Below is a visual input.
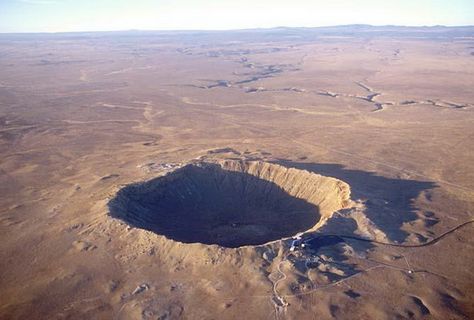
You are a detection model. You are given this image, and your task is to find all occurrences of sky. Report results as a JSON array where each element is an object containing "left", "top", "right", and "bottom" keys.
[{"left": 0, "top": 0, "right": 473, "bottom": 33}]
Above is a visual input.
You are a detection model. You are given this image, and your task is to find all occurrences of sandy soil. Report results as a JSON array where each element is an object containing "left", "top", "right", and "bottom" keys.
[{"left": 1, "top": 26, "right": 474, "bottom": 319}]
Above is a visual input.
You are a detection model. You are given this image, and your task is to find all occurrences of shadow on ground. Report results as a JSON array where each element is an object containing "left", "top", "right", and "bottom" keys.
[{"left": 275, "top": 160, "right": 437, "bottom": 243}]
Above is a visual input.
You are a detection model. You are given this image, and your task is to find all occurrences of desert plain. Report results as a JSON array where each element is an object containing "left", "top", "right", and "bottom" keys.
[{"left": 1, "top": 26, "right": 474, "bottom": 319}]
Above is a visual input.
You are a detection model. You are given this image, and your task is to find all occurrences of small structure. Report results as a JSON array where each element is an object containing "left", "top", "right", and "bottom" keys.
[
  {"left": 305, "top": 256, "right": 321, "bottom": 268},
  {"left": 289, "top": 234, "right": 304, "bottom": 251}
]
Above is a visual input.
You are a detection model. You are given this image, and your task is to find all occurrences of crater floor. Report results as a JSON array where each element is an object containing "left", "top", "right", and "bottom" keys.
[{"left": 109, "top": 160, "right": 351, "bottom": 247}]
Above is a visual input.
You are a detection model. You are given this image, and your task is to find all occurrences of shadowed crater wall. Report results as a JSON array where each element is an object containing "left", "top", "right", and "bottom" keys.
[{"left": 108, "top": 160, "right": 351, "bottom": 247}]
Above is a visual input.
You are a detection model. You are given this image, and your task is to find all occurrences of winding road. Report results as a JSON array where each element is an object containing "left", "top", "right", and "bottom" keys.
[
  {"left": 322, "top": 218, "right": 474, "bottom": 248},
  {"left": 271, "top": 218, "right": 474, "bottom": 314}
]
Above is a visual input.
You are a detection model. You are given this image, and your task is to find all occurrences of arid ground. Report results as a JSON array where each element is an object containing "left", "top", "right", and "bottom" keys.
[{"left": 1, "top": 26, "right": 474, "bottom": 319}]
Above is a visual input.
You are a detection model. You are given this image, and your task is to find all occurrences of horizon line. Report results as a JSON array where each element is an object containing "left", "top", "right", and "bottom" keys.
[{"left": 1, "top": 23, "right": 474, "bottom": 35}]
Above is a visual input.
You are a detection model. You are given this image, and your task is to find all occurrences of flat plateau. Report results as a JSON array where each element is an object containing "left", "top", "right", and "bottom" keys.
[{"left": 1, "top": 26, "right": 474, "bottom": 319}]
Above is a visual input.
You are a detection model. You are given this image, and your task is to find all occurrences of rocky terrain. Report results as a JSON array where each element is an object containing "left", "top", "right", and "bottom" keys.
[{"left": 1, "top": 26, "right": 474, "bottom": 319}]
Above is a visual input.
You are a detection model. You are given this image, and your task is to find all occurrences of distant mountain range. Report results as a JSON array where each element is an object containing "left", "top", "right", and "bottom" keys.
[{"left": 1, "top": 24, "right": 473, "bottom": 40}]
